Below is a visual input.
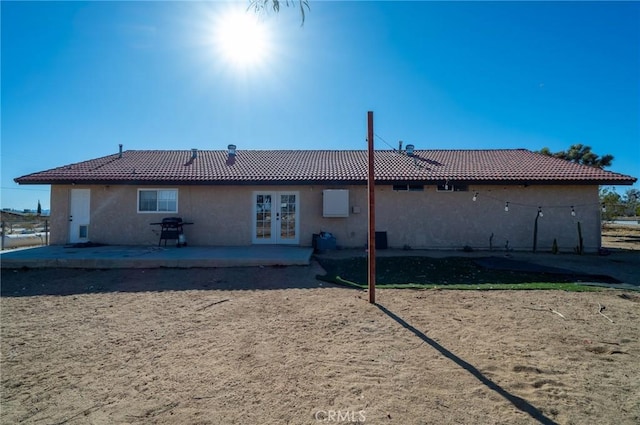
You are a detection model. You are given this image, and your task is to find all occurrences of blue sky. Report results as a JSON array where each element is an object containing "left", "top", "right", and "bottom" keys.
[{"left": 2, "top": 0, "right": 639, "bottom": 210}]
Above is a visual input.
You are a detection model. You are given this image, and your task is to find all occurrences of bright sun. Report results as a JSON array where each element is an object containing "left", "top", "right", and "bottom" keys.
[{"left": 214, "top": 9, "right": 271, "bottom": 68}]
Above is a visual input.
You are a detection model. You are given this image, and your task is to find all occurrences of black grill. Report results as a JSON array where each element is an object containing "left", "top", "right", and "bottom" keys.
[
  {"left": 161, "top": 217, "right": 183, "bottom": 226},
  {"left": 150, "top": 217, "right": 192, "bottom": 247}
]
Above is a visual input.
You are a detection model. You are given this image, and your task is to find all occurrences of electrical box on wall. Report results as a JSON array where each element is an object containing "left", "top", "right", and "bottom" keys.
[{"left": 323, "top": 189, "right": 349, "bottom": 217}]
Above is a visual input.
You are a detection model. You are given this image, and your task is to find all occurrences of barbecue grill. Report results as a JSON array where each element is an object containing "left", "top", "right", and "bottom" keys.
[{"left": 150, "top": 217, "right": 193, "bottom": 247}]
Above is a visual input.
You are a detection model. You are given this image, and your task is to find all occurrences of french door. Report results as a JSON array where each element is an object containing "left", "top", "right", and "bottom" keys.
[{"left": 252, "top": 191, "right": 300, "bottom": 244}]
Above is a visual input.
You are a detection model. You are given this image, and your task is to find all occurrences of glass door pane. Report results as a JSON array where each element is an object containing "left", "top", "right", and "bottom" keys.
[
  {"left": 279, "top": 194, "right": 296, "bottom": 241},
  {"left": 255, "top": 194, "right": 272, "bottom": 241}
]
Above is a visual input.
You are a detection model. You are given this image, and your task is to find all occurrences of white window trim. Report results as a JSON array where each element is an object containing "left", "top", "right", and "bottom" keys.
[{"left": 137, "top": 188, "right": 179, "bottom": 213}]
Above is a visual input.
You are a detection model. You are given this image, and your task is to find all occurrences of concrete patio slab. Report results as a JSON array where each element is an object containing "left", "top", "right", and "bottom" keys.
[{"left": 0, "top": 245, "right": 314, "bottom": 269}]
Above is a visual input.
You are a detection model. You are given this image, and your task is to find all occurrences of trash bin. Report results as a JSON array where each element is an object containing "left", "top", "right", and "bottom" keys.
[{"left": 313, "top": 232, "right": 337, "bottom": 251}]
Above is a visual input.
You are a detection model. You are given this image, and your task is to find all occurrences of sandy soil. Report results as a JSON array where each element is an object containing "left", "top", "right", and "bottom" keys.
[
  {"left": 602, "top": 223, "right": 640, "bottom": 251},
  {"left": 2, "top": 263, "right": 639, "bottom": 424}
]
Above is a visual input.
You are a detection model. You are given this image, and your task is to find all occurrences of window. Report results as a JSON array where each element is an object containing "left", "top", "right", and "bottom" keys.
[
  {"left": 393, "top": 184, "right": 424, "bottom": 192},
  {"left": 138, "top": 189, "right": 178, "bottom": 213},
  {"left": 436, "top": 183, "right": 468, "bottom": 192},
  {"left": 436, "top": 184, "right": 453, "bottom": 192}
]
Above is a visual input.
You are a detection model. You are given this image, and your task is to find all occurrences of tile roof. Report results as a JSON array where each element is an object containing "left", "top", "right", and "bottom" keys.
[{"left": 14, "top": 149, "right": 637, "bottom": 185}]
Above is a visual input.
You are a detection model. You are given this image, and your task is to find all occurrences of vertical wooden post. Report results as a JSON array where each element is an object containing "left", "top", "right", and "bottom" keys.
[{"left": 367, "top": 111, "right": 376, "bottom": 304}]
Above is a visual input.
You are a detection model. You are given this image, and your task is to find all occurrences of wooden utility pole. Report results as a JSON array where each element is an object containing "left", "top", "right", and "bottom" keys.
[{"left": 367, "top": 111, "right": 376, "bottom": 304}]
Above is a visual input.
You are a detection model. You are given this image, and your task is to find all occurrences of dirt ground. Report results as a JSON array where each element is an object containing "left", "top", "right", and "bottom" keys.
[
  {"left": 2, "top": 262, "right": 640, "bottom": 424},
  {"left": 602, "top": 222, "right": 640, "bottom": 251},
  {"left": 1, "top": 224, "right": 639, "bottom": 424}
]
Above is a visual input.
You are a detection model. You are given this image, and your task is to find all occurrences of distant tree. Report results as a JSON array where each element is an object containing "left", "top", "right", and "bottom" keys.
[
  {"left": 537, "top": 147, "right": 553, "bottom": 157},
  {"left": 624, "top": 188, "right": 640, "bottom": 216},
  {"left": 599, "top": 187, "right": 622, "bottom": 221},
  {"left": 37, "top": 200, "right": 42, "bottom": 216},
  {"left": 249, "top": 0, "right": 310, "bottom": 24},
  {"left": 537, "top": 144, "right": 614, "bottom": 169}
]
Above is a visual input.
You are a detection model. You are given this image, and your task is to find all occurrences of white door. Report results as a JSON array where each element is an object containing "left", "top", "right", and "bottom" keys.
[
  {"left": 252, "top": 191, "right": 299, "bottom": 244},
  {"left": 69, "top": 189, "right": 91, "bottom": 243}
]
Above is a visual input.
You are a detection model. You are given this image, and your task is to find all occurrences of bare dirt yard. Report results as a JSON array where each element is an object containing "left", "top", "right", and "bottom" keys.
[
  {"left": 2, "top": 258, "right": 640, "bottom": 424},
  {"left": 1, "top": 224, "right": 639, "bottom": 424},
  {"left": 602, "top": 222, "right": 640, "bottom": 251}
]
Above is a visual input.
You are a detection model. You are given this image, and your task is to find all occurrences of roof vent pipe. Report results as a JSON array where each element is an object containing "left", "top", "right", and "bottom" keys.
[
  {"left": 191, "top": 148, "right": 198, "bottom": 159},
  {"left": 118, "top": 144, "right": 123, "bottom": 158},
  {"left": 228, "top": 144, "right": 236, "bottom": 156},
  {"left": 405, "top": 144, "right": 415, "bottom": 156},
  {"left": 398, "top": 140, "right": 403, "bottom": 153}
]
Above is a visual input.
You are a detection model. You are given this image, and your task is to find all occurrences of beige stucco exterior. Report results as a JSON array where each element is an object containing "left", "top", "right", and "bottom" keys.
[{"left": 49, "top": 183, "right": 602, "bottom": 253}]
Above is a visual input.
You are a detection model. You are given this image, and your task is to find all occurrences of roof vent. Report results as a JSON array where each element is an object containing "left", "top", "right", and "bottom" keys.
[
  {"left": 191, "top": 148, "right": 198, "bottom": 159},
  {"left": 228, "top": 144, "right": 237, "bottom": 156},
  {"left": 118, "top": 144, "right": 123, "bottom": 158},
  {"left": 405, "top": 144, "right": 415, "bottom": 156}
]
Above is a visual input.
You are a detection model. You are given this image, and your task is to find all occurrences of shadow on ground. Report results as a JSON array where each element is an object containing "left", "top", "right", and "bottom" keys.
[
  {"left": 1, "top": 265, "right": 336, "bottom": 297},
  {"left": 316, "top": 256, "right": 621, "bottom": 286},
  {"left": 3, "top": 253, "right": 633, "bottom": 298},
  {"left": 375, "top": 303, "right": 559, "bottom": 425}
]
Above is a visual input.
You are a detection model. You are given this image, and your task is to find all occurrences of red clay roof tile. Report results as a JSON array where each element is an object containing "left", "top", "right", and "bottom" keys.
[{"left": 14, "top": 149, "right": 637, "bottom": 185}]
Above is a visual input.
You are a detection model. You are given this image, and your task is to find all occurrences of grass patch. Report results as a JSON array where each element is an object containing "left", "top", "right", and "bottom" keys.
[{"left": 316, "top": 256, "right": 610, "bottom": 291}]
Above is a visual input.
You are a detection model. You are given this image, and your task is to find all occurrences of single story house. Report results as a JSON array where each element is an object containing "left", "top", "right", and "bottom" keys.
[{"left": 14, "top": 147, "right": 636, "bottom": 252}]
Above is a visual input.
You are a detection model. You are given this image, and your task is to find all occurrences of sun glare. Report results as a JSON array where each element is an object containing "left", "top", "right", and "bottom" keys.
[{"left": 214, "top": 9, "right": 271, "bottom": 68}]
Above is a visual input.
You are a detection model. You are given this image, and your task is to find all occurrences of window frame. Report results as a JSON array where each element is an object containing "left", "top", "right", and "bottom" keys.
[
  {"left": 392, "top": 184, "right": 424, "bottom": 192},
  {"left": 137, "top": 188, "right": 179, "bottom": 213},
  {"left": 436, "top": 184, "right": 468, "bottom": 192}
]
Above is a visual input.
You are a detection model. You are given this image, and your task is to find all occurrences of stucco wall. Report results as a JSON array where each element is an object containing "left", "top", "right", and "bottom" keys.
[
  {"left": 374, "top": 185, "right": 600, "bottom": 252},
  {"left": 48, "top": 183, "right": 602, "bottom": 252},
  {"left": 49, "top": 186, "right": 71, "bottom": 245}
]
